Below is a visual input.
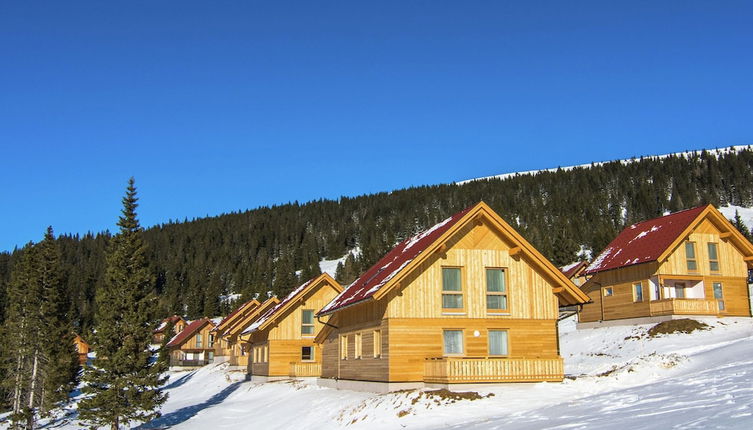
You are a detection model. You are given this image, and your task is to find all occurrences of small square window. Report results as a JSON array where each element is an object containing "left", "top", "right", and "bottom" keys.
[
  {"left": 488, "top": 330, "right": 509, "bottom": 356},
  {"left": 603, "top": 287, "right": 613, "bottom": 297},
  {"left": 301, "top": 346, "right": 314, "bottom": 361},
  {"left": 443, "top": 330, "right": 464, "bottom": 355}
]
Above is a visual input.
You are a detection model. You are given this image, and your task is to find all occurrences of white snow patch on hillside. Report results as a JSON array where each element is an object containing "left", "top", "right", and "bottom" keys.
[
  {"left": 719, "top": 205, "right": 753, "bottom": 232},
  {"left": 319, "top": 247, "right": 361, "bottom": 277},
  {"left": 14, "top": 317, "right": 753, "bottom": 430}
]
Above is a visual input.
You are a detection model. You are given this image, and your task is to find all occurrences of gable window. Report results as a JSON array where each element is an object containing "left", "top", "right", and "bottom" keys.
[
  {"left": 603, "top": 287, "right": 613, "bottom": 297},
  {"left": 442, "top": 267, "right": 463, "bottom": 309},
  {"left": 685, "top": 242, "right": 697, "bottom": 271},
  {"left": 486, "top": 268, "right": 508, "bottom": 311},
  {"left": 301, "top": 309, "right": 315, "bottom": 335},
  {"left": 708, "top": 243, "right": 719, "bottom": 272},
  {"left": 443, "top": 329, "right": 464, "bottom": 355},
  {"left": 488, "top": 330, "right": 509, "bottom": 356},
  {"left": 301, "top": 346, "right": 314, "bottom": 361},
  {"left": 713, "top": 282, "right": 725, "bottom": 311},
  {"left": 633, "top": 283, "right": 643, "bottom": 302},
  {"left": 195, "top": 333, "right": 203, "bottom": 348},
  {"left": 354, "top": 333, "right": 362, "bottom": 359},
  {"left": 373, "top": 330, "right": 382, "bottom": 358},
  {"left": 340, "top": 335, "right": 348, "bottom": 360},
  {"left": 208, "top": 334, "right": 215, "bottom": 348}
]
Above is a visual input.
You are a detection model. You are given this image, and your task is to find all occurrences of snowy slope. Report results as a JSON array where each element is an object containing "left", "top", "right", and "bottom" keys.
[
  {"left": 458, "top": 145, "right": 753, "bottom": 184},
  {"left": 11, "top": 317, "right": 752, "bottom": 429}
]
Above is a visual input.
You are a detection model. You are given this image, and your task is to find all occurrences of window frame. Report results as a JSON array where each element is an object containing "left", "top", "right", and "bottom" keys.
[
  {"left": 354, "top": 333, "right": 362, "bottom": 359},
  {"left": 633, "top": 282, "right": 643, "bottom": 302},
  {"left": 373, "top": 330, "right": 382, "bottom": 359},
  {"left": 340, "top": 335, "right": 348, "bottom": 360},
  {"left": 685, "top": 241, "right": 698, "bottom": 272},
  {"left": 488, "top": 329, "right": 510, "bottom": 356},
  {"left": 441, "top": 267, "right": 464, "bottom": 312},
  {"left": 442, "top": 329, "right": 464, "bottom": 356},
  {"left": 485, "top": 268, "right": 509, "bottom": 313},
  {"left": 707, "top": 242, "right": 720, "bottom": 272},
  {"left": 602, "top": 287, "right": 613, "bottom": 297},
  {"left": 301, "top": 346, "right": 314, "bottom": 362},
  {"left": 301, "top": 309, "right": 315, "bottom": 336},
  {"left": 195, "top": 333, "right": 203, "bottom": 348}
]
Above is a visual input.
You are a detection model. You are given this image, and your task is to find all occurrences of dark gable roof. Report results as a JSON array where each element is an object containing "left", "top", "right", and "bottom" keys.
[
  {"left": 166, "top": 318, "right": 214, "bottom": 348},
  {"left": 586, "top": 205, "right": 708, "bottom": 275},
  {"left": 319, "top": 206, "right": 474, "bottom": 315}
]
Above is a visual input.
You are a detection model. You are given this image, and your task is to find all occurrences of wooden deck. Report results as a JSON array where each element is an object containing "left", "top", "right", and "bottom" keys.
[
  {"left": 424, "top": 357, "right": 564, "bottom": 384},
  {"left": 289, "top": 362, "right": 321, "bottom": 377},
  {"left": 649, "top": 298, "right": 719, "bottom": 316}
]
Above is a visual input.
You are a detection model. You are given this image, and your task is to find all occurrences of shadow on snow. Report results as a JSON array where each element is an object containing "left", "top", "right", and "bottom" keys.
[
  {"left": 163, "top": 372, "right": 197, "bottom": 390},
  {"left": 135, "top": 381, "right": 243, "bottom": 429}
]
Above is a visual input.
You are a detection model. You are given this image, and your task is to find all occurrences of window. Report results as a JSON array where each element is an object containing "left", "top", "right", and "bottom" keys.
[
  {"left": 713, "top": 282, "right": 725, "bottom": 310},
  {"left": 603, "top": 287, "right": 613, "bottom": 297},
  {"left": 488, "top": 330, "right": 509, "bottom": 356},
  {"left": 340, "top": 335, "right": 348, "bottom": 360},
  {"left": 373, "top": 330, "right": 382, "bottom": 358},
  {"left": 195, "top": 333, "right": 203, "bottom": 348},
  {"left": 686, "top": 242, "right": 697, "bottom": 271},
  {"left": 486, "top": 268, "right": 508, "bottom": 311},
  {"left": 653, "top": 283, "right": 661, "bottom": 301},
  {"left": 443, "top": 330, "right": 464, "bottom": 355},
  {"left": 708, "top": 243, "right": 719, "bottom": 272},
  {"left": 301, "top": 309, "right": 315, "bottom": 335},
  {"left": 208, "top": 351, "right": 214, "bottom": 360},
  {"left": 240, "top": 345, "right": 246, "bottom": 356},
  {"left": 208, "top": 334, "right": 215, "bottom": 348},
  {"left": 675, "top": 282, "right": 685, "bottom": 298},
  {"left": 355, "top": 333, "right": 362, "bottom": 359},
  {"left": 301, "top": 346, "right": 314, "bottom": 361},
  {"left": 253, "top": 347, "right": 258, "bottom": 363},
  {"left": 263, "top": 345, "right": 268, "bottom": 362},
  {"left": 442, "top": 268, "right": 463, "bottom": 309},
  {"left": 633, "top": 283, "right": 643, "bottom": 302}
]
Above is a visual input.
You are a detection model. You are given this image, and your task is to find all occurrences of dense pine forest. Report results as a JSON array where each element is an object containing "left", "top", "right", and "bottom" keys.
[{"left": 2, "top": 147, "right": 753, "bottom": 335}]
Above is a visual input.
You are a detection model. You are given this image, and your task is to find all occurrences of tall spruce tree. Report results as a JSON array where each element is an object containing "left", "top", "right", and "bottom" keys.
[{"left": 79, "top": 178, "right": 166, "bottom": 430}]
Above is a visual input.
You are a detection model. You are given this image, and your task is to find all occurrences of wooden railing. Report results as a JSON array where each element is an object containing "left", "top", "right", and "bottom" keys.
[
  {"left": 649, "top": 298, "right": 718, "bottom": 316},
  {"left": 171, "top": 358, "right": 210, "bottom": 367},
  {"left": 424, "top": 357, "right": 564, "bottom": 384},
  {"left": 289, "top": 362, "right": 321, "bottom": 377}
]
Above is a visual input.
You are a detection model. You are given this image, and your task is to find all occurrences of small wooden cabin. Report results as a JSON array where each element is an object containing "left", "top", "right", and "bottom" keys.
[
  {"left": 152, "top": 315, "right": 187, "bottom": 344},
  {"left": 73, "top": 334, "right": 90, "bottom": 365},
  {"left": 560, "top": 261, "right": 589, "bottom": 287},
  {"left": 579, "top": 205, "right": 753, "bottom": 325},
  {"left": 212, "top": 299, "right": 260, "bottom": 360},
  {"left": 241, "top": 273, "right": 343, "bottom": 381},
  {"left": 315, "top": 202, "right": 589, "bottom": 392},
  {"left": 218, "top": 297, "right": 279, "bottom": 368},
  {"left": 166, "top": 318, "right": 217, "bottom": 368}
]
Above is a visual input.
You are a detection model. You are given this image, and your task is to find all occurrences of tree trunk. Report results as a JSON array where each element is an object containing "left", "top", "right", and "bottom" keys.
[
  {"left": 27, "top": 349, "right": 40, "bottom": 430},
  {"left": 111, "top": 416, "right": 120, "bottom": 430},
  {"left": 12, "top": 354, "right": 24, "bottom": 430}
]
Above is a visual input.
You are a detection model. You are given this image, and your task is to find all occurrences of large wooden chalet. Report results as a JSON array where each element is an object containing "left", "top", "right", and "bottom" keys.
[
  {"left": 578, "top": 205, "right": 753, "bottom": 325},
  {"left": 315, "top": 202, "right": 589, "bottom": 392},
  {"left": 241, "top": 273, "right": 342, "bottom": 381},
  {"left": 216, "top": 297, "right": 279, "bottom": 368},
  {"left": 166, "top": 318, "right": 217, "bottom": 368},
  {"left": 212, "top": 299, "right": 260, "bottom": 364}
]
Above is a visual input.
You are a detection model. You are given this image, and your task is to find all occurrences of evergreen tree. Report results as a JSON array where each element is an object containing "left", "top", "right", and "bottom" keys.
[
  {"left": 79, "top": 178, "right": 166, "bottom": 430},
  {"left": 732, "top": 211, "right": 753, "bottom": 242}
]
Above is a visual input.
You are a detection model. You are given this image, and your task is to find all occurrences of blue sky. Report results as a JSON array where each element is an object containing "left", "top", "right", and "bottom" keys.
[{"left": 2, "top": 1, "right": 753, "bottom": 251}]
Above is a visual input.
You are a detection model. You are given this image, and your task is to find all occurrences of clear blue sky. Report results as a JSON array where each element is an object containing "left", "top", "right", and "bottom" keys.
[{"left": 2, "top": 1, "right": 753, "bottom": 252}]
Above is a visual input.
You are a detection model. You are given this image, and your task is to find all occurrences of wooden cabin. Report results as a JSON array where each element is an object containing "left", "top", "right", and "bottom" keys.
[
  {"left": 166, "top": 318, "right": 217, "bottom": 368},
  {"left": 315, "top": 202, "right": 590, "bottom": 392},
  {"left": 212, "top": 299, "right": 260, "bottom": 361},
  {"left": 152, "top": 315, "right": 187, "bottom": 344},
  {"left": 560, "top": 261, "right": 589, "bottom": 287},
  {"left": 217, "top": 297, "right": 279, "bottom": 368},
  {"left": 579, "top": 205, "right": 753, "bottom": 325},
  {"left": 240, "top": 273, "right": 343, "bottom": 381},
  {"left": 73, "top": 334, "right": 90, "bottom": 365}
]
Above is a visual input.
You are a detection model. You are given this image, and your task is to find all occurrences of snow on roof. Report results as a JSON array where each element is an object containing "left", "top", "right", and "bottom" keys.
[
  {"left": 585, "top": 205, "right": 708, "bottom": 274},
  {"left": 166, "top": 318, "right": 215, "bottom": 348},
  {"left": 242, "top": 277, "right": 317, "bottom": 335},
  {"left": 154, "top": 315, "right": 184, "bottom": 333},
  {"left": 319, "top": 206, "right": 473, "bottom": 315},
  {"left": 560, "top": 261, "right": 587, "bottom": 279}
]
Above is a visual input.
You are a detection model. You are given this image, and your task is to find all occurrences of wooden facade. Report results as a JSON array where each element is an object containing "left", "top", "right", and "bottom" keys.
[
  {"left": 212, "top": 299, "right": 261, "bottom": 360},
  {"left": 580, "top": 206, "right": 753, "bottom": 323},
  {"left": 241, "top": 273, "right": 343, "bottom": 378},
  {"left": 152, "top": 315, "right": 187, "bottom": 344},
  {"left": 167, "top": 318, "right": 217, "bottom": 368},
  {"left": 217, "top": 297, "right": 279, "bottom": 366},
  {"left": 73, "top": 334, "right": 90, "bottom": 365},
  {"left": 316, "top": 202, "right": 589, "bottom": 387}
]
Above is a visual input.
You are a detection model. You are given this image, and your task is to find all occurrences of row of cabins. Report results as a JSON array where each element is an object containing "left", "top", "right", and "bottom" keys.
[{"left": 163, "top": 202, "right": 753, "bottom": 391}]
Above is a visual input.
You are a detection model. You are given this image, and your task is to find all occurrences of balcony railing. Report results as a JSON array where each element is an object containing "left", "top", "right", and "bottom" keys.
[
  {"left": 289, "top": 362, "right": 321, "bottom": 377},
  {"left": 171, "top": 358, "right": 210, "bottom": 367},
  {"left": 424, "top": 356, "right": 564, "bottom": 384},
  {"left": 649, "top": 298, "right": 719, "bottom": 316}
]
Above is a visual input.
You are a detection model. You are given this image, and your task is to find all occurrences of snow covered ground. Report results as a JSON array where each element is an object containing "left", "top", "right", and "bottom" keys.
[{"left": 5, "top": 316, "right": 752, "bottom": 429}]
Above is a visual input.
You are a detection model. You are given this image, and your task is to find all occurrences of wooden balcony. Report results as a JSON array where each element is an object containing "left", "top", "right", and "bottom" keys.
[
  {"left": 649, "top": 298, "right": 719, "bottom": 316},
  {"left": 289, "top": 362, "right": 321, "bottom": 377},
  {"left": 424, "top": 357, "right": 564, "bottom": 384}
]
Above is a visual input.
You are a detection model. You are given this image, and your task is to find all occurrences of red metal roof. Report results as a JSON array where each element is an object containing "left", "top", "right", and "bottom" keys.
[
  {"left": 585, "top": 205, "right": 708, "bottom": 275},
  {"left": 166, "top": 318, "right": 214, "bottom": 348},
  {"left": 560, "top": 261, "right": 587, "bottom": 279},
  {"left": 319, "top": 205, "right": 474, "bottom": 315},
  {"left": 154, "top": 315, "right": 185, "bottom": 334}
]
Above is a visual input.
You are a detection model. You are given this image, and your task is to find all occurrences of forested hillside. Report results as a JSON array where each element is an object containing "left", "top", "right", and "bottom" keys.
[{"left": 2, "top": 146, "right": 753, "bottom": 333}]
